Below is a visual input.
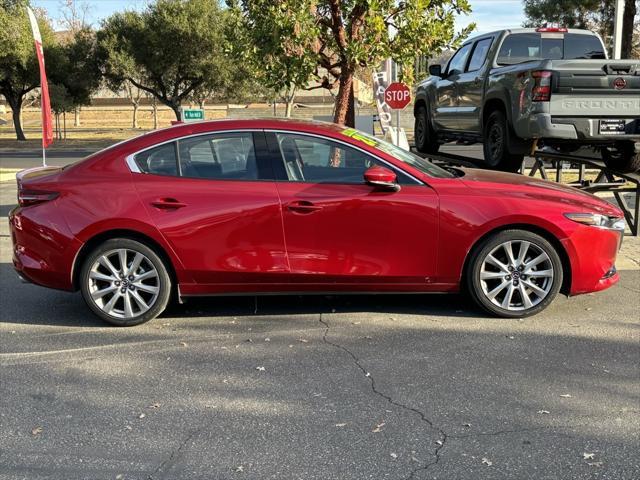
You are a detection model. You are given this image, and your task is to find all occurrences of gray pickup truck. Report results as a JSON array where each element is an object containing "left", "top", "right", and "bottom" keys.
[{"left": 414, "top": 27, "right": 640, "bottom": 172}]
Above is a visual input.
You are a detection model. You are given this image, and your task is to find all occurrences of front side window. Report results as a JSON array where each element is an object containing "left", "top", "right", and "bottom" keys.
[
  {"left": 467, "top": 38, "right": 493, "bottom": 72},
  {"left": 447, "top": 43, "right": 473, "bottom": 75},
  {"left": 179, "top": 132, "right": 257, "bottom": 180},
  {"left": 275, "top": 133, "right": 410, "bottom": 184},
  {"left": 134, "top": 143, "right": 178, "bottom": 176}
]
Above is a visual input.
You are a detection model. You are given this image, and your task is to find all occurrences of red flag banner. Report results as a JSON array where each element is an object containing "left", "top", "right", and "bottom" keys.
[{"left": 26, "top": 7, "right": 53, "bottom": 149}]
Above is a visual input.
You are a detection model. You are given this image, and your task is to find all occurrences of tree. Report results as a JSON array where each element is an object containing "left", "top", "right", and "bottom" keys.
[
  {"left": 232, "top": 0, "right": 474, "bottom": 126},
  {"left": 98, "top": 0, "right": 231, "bottom": 121},
  {"left": 0, "top": 0, "right": 56, "bottom": 140},
  {"left": 48, "top": 28, "right": 101, "bottom": 112},
  {"left": 620, "top": 0, "right": 638, "bottom": 59},
  {"left": 523, "top": 0, "right": 638, "bottom": 57}
]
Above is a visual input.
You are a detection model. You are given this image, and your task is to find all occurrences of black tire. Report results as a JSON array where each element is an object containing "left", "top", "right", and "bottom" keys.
[
  {"left": 601, "top": 142, "right": 640, "bottom": 173},
  {"left": 414, "top": 104, "right": 440, "bottom": 154},
  {"left": 483, "top": 110, "right": 524, "bottom": 173},
  {"left": 80, "top": 238, "right": 172, "bottom": 326},
  {"left": 466, "top": 230, "right": 563, "bottom": 318}
]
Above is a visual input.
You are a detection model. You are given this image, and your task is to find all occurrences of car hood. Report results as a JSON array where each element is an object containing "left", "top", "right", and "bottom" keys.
[{"left": 458, "top": 168, "right": 623, "bottom": 217}]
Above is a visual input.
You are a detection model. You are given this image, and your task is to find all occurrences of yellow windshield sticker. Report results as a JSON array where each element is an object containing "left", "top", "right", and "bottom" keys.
[{"left": 341, "top": 128, "right": 378, "bottom": 147}]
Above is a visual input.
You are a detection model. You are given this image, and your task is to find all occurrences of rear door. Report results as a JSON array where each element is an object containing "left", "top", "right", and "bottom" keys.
[
  {"left": 433, "top": 43, "right": 473, "bottom": 131},
  {"left": 456, "top": 37, "right": 494, "bottom": 132},
  {"left": 131, "top": 130, "right": 289, "bottom": 289}
]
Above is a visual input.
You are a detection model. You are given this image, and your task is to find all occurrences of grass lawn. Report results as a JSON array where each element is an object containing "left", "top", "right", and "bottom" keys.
[{"left": 0, "top": 127, "right": 149, "bottom": 151}]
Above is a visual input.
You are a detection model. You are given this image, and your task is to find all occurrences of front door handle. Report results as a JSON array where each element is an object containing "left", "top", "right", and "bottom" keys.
[
  {"left": 286, "top": 200, "right": 322, "bottom": 214},
  {"left": 151, "top": 198, "right": 187, "bottom": 210}
]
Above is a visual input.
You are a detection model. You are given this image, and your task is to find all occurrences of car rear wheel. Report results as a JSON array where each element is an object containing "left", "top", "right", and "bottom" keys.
[
  {"left": 80, "top": 238, "right": 171, "bottom": 326},
  {"left": 601, "top": 142, "right": 640, "bottom": 173},
  {"left": 414, "top": 105, "right": 439, "bottom": 154},
  {"left": 483, "top": 110, "right": 524, "bottom": 173},
  {"left": 467, "top": 230, "right": 563, "bottom": 318}
]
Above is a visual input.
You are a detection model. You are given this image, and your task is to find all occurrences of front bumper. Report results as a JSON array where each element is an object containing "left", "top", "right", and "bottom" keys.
[
  {"left": 519, "top": 113, "right": 640, "bottom": 143},
  {"left": 563, "top": 223, "right": 624, "bottom": 295}
]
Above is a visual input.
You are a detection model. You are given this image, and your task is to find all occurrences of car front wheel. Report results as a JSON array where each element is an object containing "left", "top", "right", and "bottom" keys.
[
  {"left": 467, "top": 230, "right": 563, "bottom": 318},
  {"left": 414, "top": 105, "right": 439, "bottom": 154},
  {"left": 80, "top": 238, "right": 172, "bottom": 326}
]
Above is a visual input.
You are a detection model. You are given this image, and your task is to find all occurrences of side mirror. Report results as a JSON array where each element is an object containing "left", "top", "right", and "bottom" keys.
[
  {"left": 428, "top": 64, "right": 442, "bottom": 77},
  {"left": 364, "top": 166, "right": 400, "bottom": 192}
]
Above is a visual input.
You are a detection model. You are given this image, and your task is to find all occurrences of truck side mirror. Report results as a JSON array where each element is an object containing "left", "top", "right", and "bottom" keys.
[{"left": 429, "top": 64, "right": 442, "bottom": 77}]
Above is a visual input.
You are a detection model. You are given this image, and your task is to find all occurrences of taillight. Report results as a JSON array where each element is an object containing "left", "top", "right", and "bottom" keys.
[
  {"left": 532, "top": 70, "right": 552, "bottom": 102},
  {"left": 535, "top": 26, "right": 568, "bottom": 33},
  {"left": 18, "top": 189, "right": 59, "bottom": 207}
]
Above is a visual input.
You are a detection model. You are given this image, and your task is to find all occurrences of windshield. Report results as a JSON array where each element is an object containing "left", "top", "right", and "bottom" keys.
[
  {"left": 340, "top": 128, "right": 455, "bottom": 179},
  {"left": 497, "top": 32, "right": 606, "bottom": 65}
]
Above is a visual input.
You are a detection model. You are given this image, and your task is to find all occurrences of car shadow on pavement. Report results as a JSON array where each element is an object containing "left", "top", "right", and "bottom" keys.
[{"left": 0, "top": 263, "right": 480, "bottom": 328}]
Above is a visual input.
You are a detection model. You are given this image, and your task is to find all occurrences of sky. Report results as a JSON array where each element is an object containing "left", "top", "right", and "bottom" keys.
[{"left": 32, "top": 0, "right": 527, "bottom": 35}]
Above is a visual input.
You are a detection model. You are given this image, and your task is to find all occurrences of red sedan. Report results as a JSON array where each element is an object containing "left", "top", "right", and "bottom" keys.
[{"left": 9, "top": 119, "right": 624, "bottom": 325}]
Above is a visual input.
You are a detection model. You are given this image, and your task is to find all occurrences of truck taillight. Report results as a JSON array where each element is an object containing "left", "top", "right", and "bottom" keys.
[
  {"left": 532, "top": 70, "right": 552, "bottom": 102},
  {"left": 18, "top": 189, "right": 59, "bottom": 207}
]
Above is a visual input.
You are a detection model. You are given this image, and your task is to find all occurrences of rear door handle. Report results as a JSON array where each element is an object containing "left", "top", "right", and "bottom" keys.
[
  {"left": 151, "top": 198, "right": 187, "bottom": 210},
  {"left": 286, "top": 200, "right": 322, "bottom": 213}
]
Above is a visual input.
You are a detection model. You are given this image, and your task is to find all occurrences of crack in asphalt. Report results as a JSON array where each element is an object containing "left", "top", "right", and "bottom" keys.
[
  {"left": 148, "top": 428, "right": 201, "bottom": 479},
  {"left": 319, "top": 314, "right": 447, "bottom": 479},
  {"left": 147, "top": 426, "right": 203, "bottom": 480}
]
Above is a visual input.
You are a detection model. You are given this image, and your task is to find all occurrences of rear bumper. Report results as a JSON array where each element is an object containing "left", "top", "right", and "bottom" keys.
[
  {"left": 9, "top": 205, "right": 82, "bottom": 291},
  {"left": 519, "top": 113, "right": 640, "bottom": 143}
]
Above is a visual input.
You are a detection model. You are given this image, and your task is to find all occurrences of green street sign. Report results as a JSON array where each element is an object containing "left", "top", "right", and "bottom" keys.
[{"left": 181, "top": 108, "right": 205, "bottom": 122}]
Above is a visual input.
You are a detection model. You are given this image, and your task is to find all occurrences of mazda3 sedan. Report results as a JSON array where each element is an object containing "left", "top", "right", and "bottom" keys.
[{"left": 9, "top": 119, "right": 624, "bottom": 325}]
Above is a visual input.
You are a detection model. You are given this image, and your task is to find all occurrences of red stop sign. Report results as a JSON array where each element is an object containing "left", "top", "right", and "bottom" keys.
[{"left": 384, "top": 82, "right": 411, "bottom": 109}]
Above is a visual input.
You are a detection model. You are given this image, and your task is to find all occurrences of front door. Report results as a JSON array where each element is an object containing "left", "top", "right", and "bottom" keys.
[
  {"left": 132, "top": 131, "right": 288, "bottom": 289},
  {"left": 267, "top": 132, "right": 439, "bottom": 289},
  {"left": 433, "top": 43, "right": 473, "bottom": 131},
  {"left": 456, "top": 37, "right": 494, "bottom": 132}
]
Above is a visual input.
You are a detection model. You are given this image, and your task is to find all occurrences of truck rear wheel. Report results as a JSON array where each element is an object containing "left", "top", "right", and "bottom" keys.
[
  {"left": 483, "top": 110, "right": 524, "bottom": 173},
  {"left": 601, "top": 142, "right": 640, "bottom": 173},
  {"left": 414, "top": 105, "right": 439, "bottom": 154}
]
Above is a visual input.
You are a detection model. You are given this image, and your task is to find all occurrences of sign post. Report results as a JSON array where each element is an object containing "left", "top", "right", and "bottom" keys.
[{"left": 384, "top": 82, "right": 411, "bottom": 148}]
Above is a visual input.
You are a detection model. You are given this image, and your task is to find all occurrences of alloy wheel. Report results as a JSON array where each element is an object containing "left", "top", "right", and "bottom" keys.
[
  {"left": 478, "top": 240, "right": 554, "bottom": 311},
  {"left": 87, "top": 248, "right": 160, "bottom": 319}
]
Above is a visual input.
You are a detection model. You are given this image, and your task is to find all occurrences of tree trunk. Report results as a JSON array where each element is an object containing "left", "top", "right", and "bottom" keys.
[
  {"left": 284, "top": 98, "right": 294, "bottom": 118},
  {"left": 333, "top": 71, "right": 355, "bottom": 126},
  {"left": 132, "top": 103, "right": 139, "bottom": 129},
  {"left": 74, "top": 108, "right": 81, "bottom": 127},
  {"left": 152, "top": 100, "right": 158, "bottom": 129},
  {"left": 11, "top": 106, "right": 26, "bottom": 141},
  {"left": 621, "top": 0, "right": 636, "bottom": 58},
  {"left": 170, "top": 103, "right": 181, "bottom": 121}
]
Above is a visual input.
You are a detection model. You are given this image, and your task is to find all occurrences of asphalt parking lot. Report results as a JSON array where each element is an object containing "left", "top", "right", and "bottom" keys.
[{"left": 1, "top": 163, "right": 639, "bottom": 480}]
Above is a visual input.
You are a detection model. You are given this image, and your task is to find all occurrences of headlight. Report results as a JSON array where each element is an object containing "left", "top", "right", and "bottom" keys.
[{"left": 564, "top": 213, "right": 625, "bottom": 230}]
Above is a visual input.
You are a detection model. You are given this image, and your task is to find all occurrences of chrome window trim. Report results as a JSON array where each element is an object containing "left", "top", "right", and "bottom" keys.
[
  {"left": 123, "top": 127, "right": 425, "bottom": 185},
  {"left": 124, "top": 129, "right": 259, "bottom": 174}
]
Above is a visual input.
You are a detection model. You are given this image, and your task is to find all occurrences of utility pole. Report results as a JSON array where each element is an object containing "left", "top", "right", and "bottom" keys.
[{"left": 612, "top": 0, "right": 625, "bottom": 59}]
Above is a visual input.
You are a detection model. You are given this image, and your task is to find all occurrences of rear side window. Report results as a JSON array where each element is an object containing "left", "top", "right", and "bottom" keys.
[
  {"left": 497, "top": 33, "right": 606, "bottom": 65},
  {"left": 467, "top": 38, "right": 493, "bottom": 72},
  {"left": 134, "top": 143, "right": 178, "bottom": 176},
  {"left": 178, "top": 133, "right": 258, "bottom": 180}
]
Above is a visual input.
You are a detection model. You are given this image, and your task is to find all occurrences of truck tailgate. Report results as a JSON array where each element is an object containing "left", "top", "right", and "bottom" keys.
[{"left": 549, "top": 60, "right": 640, "bottom": 117}]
